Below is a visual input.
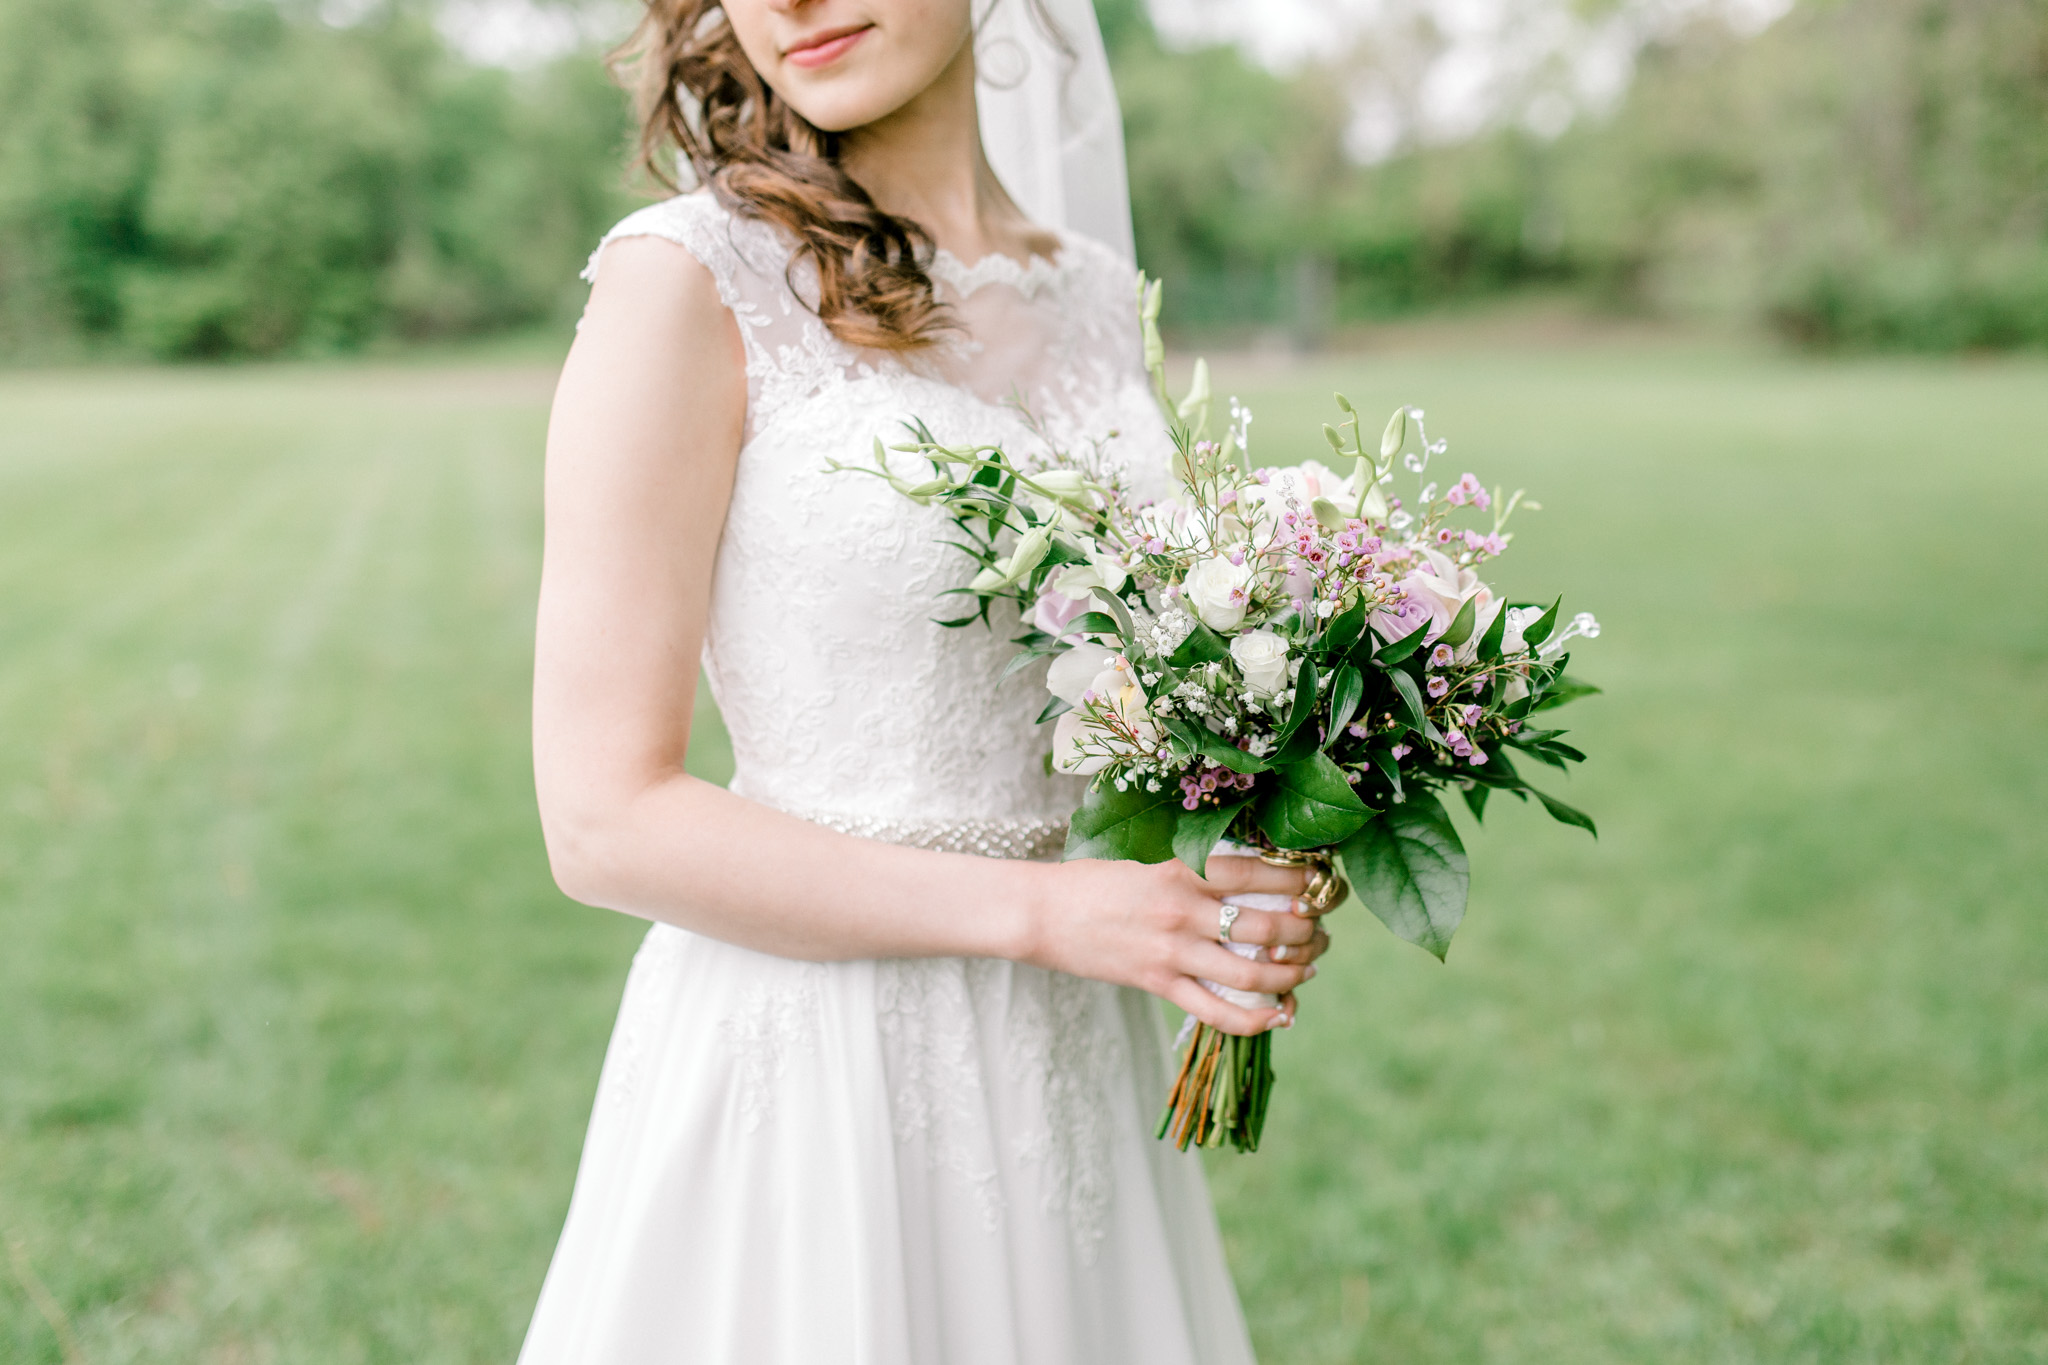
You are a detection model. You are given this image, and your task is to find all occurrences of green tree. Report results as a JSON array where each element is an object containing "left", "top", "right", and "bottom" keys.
[{"left": 0, "top": 0, "right": 638, "bottom": 359}]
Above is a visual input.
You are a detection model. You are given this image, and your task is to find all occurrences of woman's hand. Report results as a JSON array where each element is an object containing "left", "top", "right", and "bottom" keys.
[{"left": 1020, "top": 855, "right": 1335, "bottom": 1036}]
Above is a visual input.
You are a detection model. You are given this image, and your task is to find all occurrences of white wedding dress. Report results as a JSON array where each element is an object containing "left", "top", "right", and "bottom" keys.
[{"left": 516, "top": 191, "right": 1258, "bottom": 1365}]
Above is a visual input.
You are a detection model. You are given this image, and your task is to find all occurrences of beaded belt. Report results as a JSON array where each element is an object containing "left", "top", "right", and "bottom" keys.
[{"left": 789, "top": 807, "right": 1069, "bottom": 861}]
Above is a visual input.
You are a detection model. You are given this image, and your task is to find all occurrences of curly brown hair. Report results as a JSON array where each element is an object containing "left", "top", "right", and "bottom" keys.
[{"left": 611, "top": 2, "right": 957, "bottom": 351}]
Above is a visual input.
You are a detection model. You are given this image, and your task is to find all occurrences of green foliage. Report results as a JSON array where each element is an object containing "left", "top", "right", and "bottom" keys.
[
  {"left": 0, "top": 0, "right": 637, "bottom": 358},
  {"left": 1338, "top": 795, "right": 1468, "bottom": 961},
  {"left": 1107, "top": 0, "right": 2048, "bottom": 349},
  {"left": 1544, "top": 0, "right": 2048, "bottom": 349}
]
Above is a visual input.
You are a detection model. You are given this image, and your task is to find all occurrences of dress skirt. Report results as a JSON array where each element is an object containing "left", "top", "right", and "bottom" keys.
[{"left": 516, "top": 922, "right": 1259, "bottom": 1365}]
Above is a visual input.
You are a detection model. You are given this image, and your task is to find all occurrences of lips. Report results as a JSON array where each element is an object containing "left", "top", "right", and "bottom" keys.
[{"left": 784, "top": 23, "right": 872, "bottom": 69}]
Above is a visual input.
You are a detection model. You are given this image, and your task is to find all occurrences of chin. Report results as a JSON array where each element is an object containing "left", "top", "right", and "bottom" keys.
[
  {"left": 789, "top": 86, "right": 913, "bottom": 135},
  {"left": 778, "top": 55, "right": 945, "bottom": 134}
]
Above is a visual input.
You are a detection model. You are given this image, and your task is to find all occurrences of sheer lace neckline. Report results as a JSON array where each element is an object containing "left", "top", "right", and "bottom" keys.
[{"left": 929, "top": 239, "right": 1072, "bottom": 301}]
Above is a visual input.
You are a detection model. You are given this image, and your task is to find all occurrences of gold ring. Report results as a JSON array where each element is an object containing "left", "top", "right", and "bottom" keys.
[
  {"left": 1303, "top": 865, "right": 1347, "bottom": 913},
  {"left": 1261, "top": 848, "right": 1345, "bottom": 914}
]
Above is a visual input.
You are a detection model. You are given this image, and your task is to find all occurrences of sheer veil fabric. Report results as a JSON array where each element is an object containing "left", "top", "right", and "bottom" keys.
[{"left": 515, "top": 6, "right": 1257, "bottom": 1362}]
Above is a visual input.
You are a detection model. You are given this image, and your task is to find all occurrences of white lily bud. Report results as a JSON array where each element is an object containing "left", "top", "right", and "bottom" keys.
[
  {"left": 1028, "top": 468, "right": 1092, "bottom": 506},
  {"left": 968, "top": 526, "right": 1052, "bottom": 592},
  {"left": 1380, "top": 408, "right": 1407, "bottom": 462}
]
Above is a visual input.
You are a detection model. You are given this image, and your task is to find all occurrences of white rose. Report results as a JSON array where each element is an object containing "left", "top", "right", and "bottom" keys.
[
  {"left": 1229, "top": 629, "right": 1291, "bottom": 697},
  {"left": 1183, "top": 554, "right": 1253, "bottom": 631}
]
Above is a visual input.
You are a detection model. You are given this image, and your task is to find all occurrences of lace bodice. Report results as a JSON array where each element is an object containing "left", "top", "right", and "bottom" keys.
[{"left": 585, "top": 192, "right": 1172, "bottom": 827}]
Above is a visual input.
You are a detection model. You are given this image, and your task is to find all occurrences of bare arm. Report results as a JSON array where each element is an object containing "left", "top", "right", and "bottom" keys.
[{"left": 532, "top": 235, "right": 1323, "bottom": 1033}]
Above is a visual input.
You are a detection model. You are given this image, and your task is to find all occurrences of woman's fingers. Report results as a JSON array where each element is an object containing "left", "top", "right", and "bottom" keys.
[
  {"left": 1278, "top": 928, "right": 1333, "bottom": 965},
  {"left": 1200, "top": 903, "right": 1315, "bottom": 950},
  {"left": 1164, "top": 977, "right": 1284, "bottom": 1037},
  {"left": 1199, "top": 855, "right": 1308, "bottom": 899},
  {"left": 1184, "top": 941, "right": 1312, "bottom": 996}
]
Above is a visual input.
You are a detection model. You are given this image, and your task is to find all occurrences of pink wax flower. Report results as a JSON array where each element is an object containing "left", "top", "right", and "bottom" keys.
[
  {"left": 1427, "top": 675, "right": 1450, "bottom": 699},
  {"left": 1445, "top": 473, "right": 1490, "bottom": 508},
  {"left": 1430, "top": 643, "right": 1455, "bottom": 668}
]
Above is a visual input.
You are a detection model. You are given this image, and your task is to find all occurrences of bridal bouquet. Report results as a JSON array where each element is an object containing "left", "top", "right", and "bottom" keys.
[{"left": 834, "top": 278, "right": 1600, "bottom": 1152}]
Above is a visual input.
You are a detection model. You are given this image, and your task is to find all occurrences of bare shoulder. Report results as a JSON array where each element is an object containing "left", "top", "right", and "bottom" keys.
[
  {"left": 549, "top": 227, "right": 747, "bottom": 505},
  {"left": 579, "top": 233, "right": 739, "bottom": 361}
]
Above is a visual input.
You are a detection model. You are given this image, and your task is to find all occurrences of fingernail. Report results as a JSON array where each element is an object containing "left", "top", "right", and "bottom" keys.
[
  {"left": 1273, "top": 945, "right": 1290, "bottom": 961},
  {"left": 1292, "top": 899, "right": 1307, "bottom": 915},
  {"left": 1305, "top": 964, "right": 1318, "bottom": 980}
]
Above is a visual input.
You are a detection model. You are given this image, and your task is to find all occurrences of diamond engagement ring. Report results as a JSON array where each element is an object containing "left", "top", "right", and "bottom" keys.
[{"left": 1217, "top": 904, "right": 1241, "bottom": 944}]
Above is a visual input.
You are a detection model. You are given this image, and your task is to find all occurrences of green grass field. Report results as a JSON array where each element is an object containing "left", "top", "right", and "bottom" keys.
[{"left": 2, "top": 340, "right": 2044, "bottom": 1363}]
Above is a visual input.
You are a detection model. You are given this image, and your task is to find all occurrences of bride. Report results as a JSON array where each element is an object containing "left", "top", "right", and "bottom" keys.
[{"left": 520, "top": 0, "right": 1331, "bottom": 1359}]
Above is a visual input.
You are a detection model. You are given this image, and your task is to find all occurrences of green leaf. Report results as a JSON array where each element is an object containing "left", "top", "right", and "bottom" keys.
[
  {"left": 1094, "top": 590, "right": 1137, "bottom": 644},
  {"left": 1387, "top": 667, "right": 1429, "bottom": 734},
  {"left": 1173, "top": 797, "right": 1252, "bottom": 876},
  {"left": 1163, "top": 718, "right": 1271, "bottom": 774},
  {"left": 1475, "top": 600, "right": 1509, "bottom": 662},
  {"left": 1058, "top": 611, "right": 1123, "bottom": 640},
  {"left": 1338, "top": 795, "right": 1469, "bottom": 960},
  {"left": 1440, "top": 595, "right": 1478, "bottom": 647},
  {"left": 1463, "top": 783, "right": 1490, "bottom": 822},
  {"left": 1324, "top": 665, "right": 1363, "bottom": 750},
  {"left": 1522, "top": 596, "right": 1562, "bottom": 649},
  {"left": 1256, "top": 752, "right": 1374, "bottom": 849},
  {"left": 1268, "top": 723, "right": 1320, "bottom": 768},
  {"left": 1532, "top": 675, "right": 1601, "bottom": 712},
  {"left": 1064, "top": 781, "right": 1180, "bottom": 863},
  {"left": 1372, "top": 618, "right": 1429, "bottom": 665},
  {"left": 1169, "top": 620, "right": 1232, "bottom": 667},
  {"left": 1035, "top": 694, "right": 1071, "bottom": 724},
  {"left": 1277, "top": 658, "right": 1320, "bottom": 739},
  {"left": 1530, "top": 787, "right": 1598, "bottom": 837},
  {"left": 1318, "top": 597, "right": 1369, "bottom": 659},
  {"left": 999, "top": 648, "right": 1055, "bottom": 684}
]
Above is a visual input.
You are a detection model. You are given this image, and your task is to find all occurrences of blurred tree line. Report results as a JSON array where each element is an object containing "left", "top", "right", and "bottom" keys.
[
  {"left": 0, "top": 0, "right": 634, "bottom": 358},
  {"left": 1107, "top": 0, "right": 2048, "bottom": 349},
  {"left": 1, "top": 0, "right": 2040, "bottom": 358}
]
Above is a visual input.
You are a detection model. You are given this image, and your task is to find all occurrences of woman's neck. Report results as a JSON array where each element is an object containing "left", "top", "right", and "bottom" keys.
[{"left": 837, "top": 41, "right": 1057, "bottom": 266}]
